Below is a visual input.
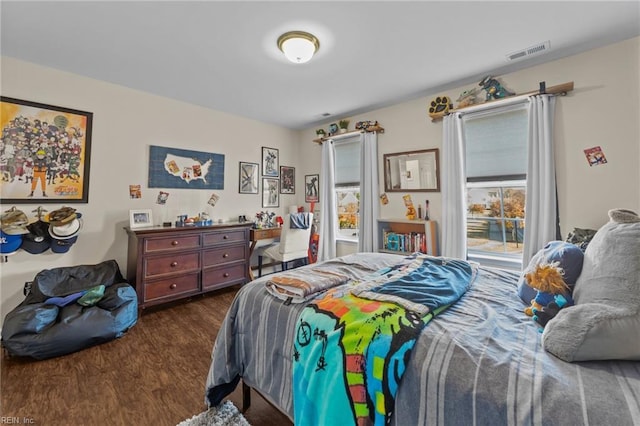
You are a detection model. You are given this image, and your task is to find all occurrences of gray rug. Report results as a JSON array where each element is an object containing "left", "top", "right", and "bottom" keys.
[{"left": 177, "top": 401, "right": 250, "bottom": 426}]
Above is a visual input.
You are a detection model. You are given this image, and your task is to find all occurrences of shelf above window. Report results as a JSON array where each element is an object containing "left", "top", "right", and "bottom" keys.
[{"left": 313, "top": 125, "right": 385, "bottom": 144}]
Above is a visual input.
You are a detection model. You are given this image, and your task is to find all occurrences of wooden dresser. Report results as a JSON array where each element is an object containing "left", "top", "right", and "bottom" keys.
[{"left": 125, "top": 222, "right": 252, "bottom": 309}]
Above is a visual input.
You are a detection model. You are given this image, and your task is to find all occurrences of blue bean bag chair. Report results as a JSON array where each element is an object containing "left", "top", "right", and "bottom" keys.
[{"left": 1, "top": 259, "right": 138, "bottom": 360}]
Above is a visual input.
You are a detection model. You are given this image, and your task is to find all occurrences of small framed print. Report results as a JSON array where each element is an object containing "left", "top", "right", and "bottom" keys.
[
  {"left": 129, "top": 209, "right": 153, "bottom": 229},
  {"left": 239, "top": 161, "right": 259, "bottom": 194},
  {"left": 280, "top": 165, "right": 295, "bottom": 194},
  {"left": 262, "top": 147, "right": 279, "bottom": 177},
  {"left": 305, "top": 174, "right": 319, "bottom": 203},
  {"left": 262, "top": 178, "right": 279, "bottom": 207}
]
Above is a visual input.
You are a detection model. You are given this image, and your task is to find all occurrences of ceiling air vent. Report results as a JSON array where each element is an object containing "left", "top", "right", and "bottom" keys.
[{"left": 506, "top": 41, "right": 550, "bottom": 62}]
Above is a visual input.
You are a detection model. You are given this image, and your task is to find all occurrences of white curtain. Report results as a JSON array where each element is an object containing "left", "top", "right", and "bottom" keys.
[
  {"left": 523, "top": 95, "right": 557, "bottom": 264},
  {"left": 441, "top": 113, "right": 467, "bottom": 259},
  {"left": 358, "top": 132, "right": 378, "bottom": 252},
  {"left": 318, "top": 140, "right": 337, "bottom": 261}
]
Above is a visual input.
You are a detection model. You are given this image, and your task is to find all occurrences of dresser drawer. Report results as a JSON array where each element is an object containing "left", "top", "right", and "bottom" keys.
[
  {"left": 144, "top": 273, "right": 200, "bottom": 301},
  {"left": 202, "top": 262, "right": 246, "bottom": 290},
  {"left": 202, "top": 245, "right": 246, "bottom": 267},
  {"left": 144, "top": 252, "right": 200, "bottom": 278},
  {"left": 203, "top": 229, "right": 246, "bottom": 246},
  {"left": 144, "top": 234, "right": 201, "bottom": 253}
]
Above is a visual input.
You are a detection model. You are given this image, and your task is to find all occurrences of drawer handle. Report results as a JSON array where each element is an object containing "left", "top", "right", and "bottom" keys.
[
  {"left": 223, "top": 235, "right": 229, "bottom": 239},
  {"left": 223, "top": 253, "right": 229, "bottom": 258},
  {"left": 170, "top": 283, "right": 177, "bottom": 289},
  {"left": 223, "top": 273, "right": 229, "bottom": 278},
  {"left": 170, "top": 261, "right": 178, "bottom": 267},
  {"left": 171, "top": 240, "right": 179, "bottom": 246}
]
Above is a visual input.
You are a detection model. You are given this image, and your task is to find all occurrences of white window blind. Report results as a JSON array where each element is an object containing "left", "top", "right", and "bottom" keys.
[
  {"left": 463, "top": 105, "right": 528, "bottom": 180},
  {"left": 334, "top": 136, "right": 361, "bottom": 186}
]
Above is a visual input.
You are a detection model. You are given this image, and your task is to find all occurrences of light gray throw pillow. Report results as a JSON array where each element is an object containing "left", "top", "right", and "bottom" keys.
[{"left": 542, "top": 209, "right": 640, "bottom": 361}]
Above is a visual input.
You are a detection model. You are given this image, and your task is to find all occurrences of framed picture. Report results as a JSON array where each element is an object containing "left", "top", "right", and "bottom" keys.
[
  {"left": 305, "top": 174, "right": 319, "bottom": 203},
  {"left": 239, "top": 161, "right": 259, "bottom": 194},
  {"left": 0, "top": 96, "right": 93, "bottom": 204},
  {"left": 148, "top": 145, "right": 224, "bottom": 189},
  {"left": 261, "top": 147, "right": 279, "bottom": 177},
  {"left": 280, "top": 165, "right": 295, "bottom": 194},
  {"left": 262, "top": 178, "right": 279, "bottom": 208},
  {"left": 129, "top": 209, "right": 153, "bottom": 229}
]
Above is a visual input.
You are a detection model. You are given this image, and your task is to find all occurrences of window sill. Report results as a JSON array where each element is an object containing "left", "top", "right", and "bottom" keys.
[
  {"left": 336, "top": 237, "right": 358, "bottom": 244},
  {"left": 467, "top": 252, "right": 522, "bottom": 271}
]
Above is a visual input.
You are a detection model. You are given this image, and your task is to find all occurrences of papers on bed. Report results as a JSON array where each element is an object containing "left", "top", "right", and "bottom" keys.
[{"left": 265, "top": 268, "right": 350, "bottom": 303}]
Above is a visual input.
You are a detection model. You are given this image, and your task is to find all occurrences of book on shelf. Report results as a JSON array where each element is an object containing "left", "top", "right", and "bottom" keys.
[{"left": 382, "top": 229, "right": 427, "bottom": 253}]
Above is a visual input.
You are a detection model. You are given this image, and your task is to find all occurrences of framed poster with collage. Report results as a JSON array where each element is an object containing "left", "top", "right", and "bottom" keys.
[{"left": 0, "top": 97, "right": 93, "bottom": 203}]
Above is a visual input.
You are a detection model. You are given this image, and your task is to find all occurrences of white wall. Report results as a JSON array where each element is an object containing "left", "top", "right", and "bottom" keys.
[
  {"left": 0, "top": 57, "right": 301, "bottom": 320},
  {"left": 298, "top": 37, "right": 640, "bottom": 256},
  {"left": 2, "top": 36, "right": 639, "bottom": 321}
]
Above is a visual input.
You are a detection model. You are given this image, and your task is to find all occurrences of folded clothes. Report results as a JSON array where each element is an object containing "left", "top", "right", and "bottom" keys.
[
  {"left": 44, "top": 290, "right": 87, "bottom": 307},
  {"left": 266, "top": 267, "right": 349, "bottom": 303},
  {"left": 289, "top": 212, "right": 309, "bottom": 229},
  {"left": 77, "top": 285, "right": 106, "bottom": 307}
]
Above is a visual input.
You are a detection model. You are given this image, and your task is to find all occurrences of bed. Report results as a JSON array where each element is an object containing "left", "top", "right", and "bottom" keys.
[{"left": 204, "top": 251, "right": 640, "bottom": 425}]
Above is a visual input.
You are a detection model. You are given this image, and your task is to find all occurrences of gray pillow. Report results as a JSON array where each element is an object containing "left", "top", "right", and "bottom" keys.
[{"left": 542, "top": 209, "right": 640, "bottom": 361}]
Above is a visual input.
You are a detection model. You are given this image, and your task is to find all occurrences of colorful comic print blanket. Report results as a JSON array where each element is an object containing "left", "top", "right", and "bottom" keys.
[{"left": 292, "top": 255, "right": 477, "bottom": 426}]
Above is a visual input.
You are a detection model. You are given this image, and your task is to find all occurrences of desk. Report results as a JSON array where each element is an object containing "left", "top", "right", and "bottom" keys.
[{"left": 248, "top": 227, "right": 282, "bottom": 280}]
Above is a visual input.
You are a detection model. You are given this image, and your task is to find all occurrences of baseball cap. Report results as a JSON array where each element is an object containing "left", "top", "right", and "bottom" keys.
[{"left": 1, "top": 231, "right": 22, "bottom": 254}]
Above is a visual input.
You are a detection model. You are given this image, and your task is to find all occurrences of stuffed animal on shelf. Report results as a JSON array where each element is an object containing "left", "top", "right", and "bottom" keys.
[
  {"left": 456, "top": 87, "right": 479, "bottom": 108},
  {"left": 524, "top": 262, "right": 574, "bottom": 326}
]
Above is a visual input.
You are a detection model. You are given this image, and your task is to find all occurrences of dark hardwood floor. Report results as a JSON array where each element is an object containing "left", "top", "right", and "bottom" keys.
[{"left": 1, "top": 286, "right": 293, "bottom": 426}]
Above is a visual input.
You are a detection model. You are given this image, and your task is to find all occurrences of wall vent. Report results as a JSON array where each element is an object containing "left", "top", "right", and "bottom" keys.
[{"left": 506, "top": 41, "right": 550, "bottom": 62}]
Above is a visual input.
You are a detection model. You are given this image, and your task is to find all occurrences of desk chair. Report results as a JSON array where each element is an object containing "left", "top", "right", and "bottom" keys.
[{"left": 257, "top": 213, "right": 313, "bottom": 277}]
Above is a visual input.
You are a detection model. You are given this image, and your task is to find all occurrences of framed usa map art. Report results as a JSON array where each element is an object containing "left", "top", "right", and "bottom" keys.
[{"left": 148, "top": 145, "right": 224, "bottom": 189}]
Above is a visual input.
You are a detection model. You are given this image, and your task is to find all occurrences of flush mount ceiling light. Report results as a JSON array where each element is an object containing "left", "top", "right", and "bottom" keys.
[{"left": 277, "top": 31, "right": 320, "bottom": 64}]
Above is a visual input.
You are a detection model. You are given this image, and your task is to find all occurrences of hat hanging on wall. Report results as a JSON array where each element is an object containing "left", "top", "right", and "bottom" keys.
[
  {"left": 48, "top": 212, "right": 83, "bottom": 240},
  {"left": 21, "top": 220, "right": 52, "bottom": 254},
  {"left": 0, "top": 231, "right": 23, "bottom": 256},
  {"left": 1, "top": 207, "right": 30, "bottom": 235}
]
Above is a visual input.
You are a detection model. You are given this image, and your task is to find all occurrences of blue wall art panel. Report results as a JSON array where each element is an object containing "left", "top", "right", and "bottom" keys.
[{"left": 148, "top": 145, "right": 224, "bottom": 189}]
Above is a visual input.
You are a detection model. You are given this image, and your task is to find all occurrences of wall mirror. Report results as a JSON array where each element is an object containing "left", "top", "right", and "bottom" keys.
[{"left": 383, "top": 148, "right": 440, "bottom": 192}]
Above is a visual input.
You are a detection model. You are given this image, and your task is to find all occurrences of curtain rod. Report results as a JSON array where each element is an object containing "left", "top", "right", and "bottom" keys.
[
  {"left": 434, "top": 81, "right": 574, "bottom": 121},
  {"left": 313, "top": 124, "right": 384, "bottom": 144}
]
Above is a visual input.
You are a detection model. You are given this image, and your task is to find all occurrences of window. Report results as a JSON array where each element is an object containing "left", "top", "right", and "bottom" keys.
[
  {"left": 334, "top": 136, "right": 361, "bottom": 242},
  {"left": 462, "top": 105, "right": 528, "bottom": 268}
]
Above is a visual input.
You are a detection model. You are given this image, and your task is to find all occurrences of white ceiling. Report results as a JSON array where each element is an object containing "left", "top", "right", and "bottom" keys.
[{"left": 2, "top": 1, "right": 639, "bottom": 130}]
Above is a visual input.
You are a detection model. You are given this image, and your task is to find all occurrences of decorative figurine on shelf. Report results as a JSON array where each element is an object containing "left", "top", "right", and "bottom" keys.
[
  {"left": 427, "top": 96, "right": 453, "bottom": 119},
  {"left": 456, "top": 87, "right": 479, "bottom": 108},
  {"left": 355, "top": 120, "right": 378, "bottom": 131},
  {"left": 425, "top": 200, "right": 430, "bottom": 221},
  {"left": 328, "top": 123, "right": 339, "bottom": 136},
  {"left": 479, "top": 75, "right": 515, "bottom": 101},
  {"left": 338, "top": 119, "right": 350, "bottom": 133}
]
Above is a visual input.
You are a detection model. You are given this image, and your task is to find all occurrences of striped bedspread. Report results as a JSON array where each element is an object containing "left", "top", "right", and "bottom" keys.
[{"left": 205, "top": 252, "right": 640, "bottom": 425}]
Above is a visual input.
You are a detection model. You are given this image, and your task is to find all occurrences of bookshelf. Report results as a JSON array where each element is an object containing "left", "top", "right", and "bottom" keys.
[{"left": 377, "top": 218, "right": 438, "bottom": 256}]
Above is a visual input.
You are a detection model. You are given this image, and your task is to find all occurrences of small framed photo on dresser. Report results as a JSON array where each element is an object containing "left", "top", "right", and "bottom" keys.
[{"left": 129, "top": 209, "right": 153, "bottom": 229}]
